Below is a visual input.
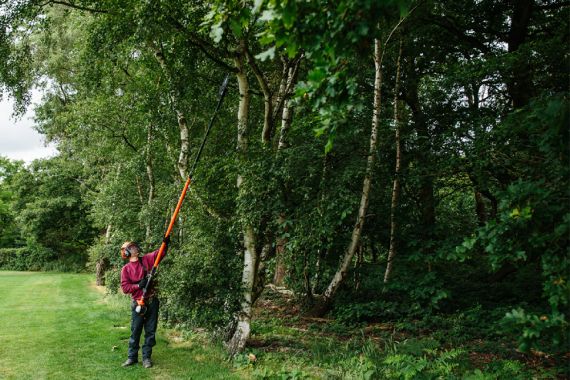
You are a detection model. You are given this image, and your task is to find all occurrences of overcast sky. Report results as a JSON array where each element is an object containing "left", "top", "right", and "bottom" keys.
[{"left": 0, "top": 91, "right": 58, "bottom": 163}]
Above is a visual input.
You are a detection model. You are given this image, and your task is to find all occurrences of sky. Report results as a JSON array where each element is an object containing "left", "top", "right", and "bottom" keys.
[{"left": 0, "top": 91, "right": 58, "bottom": 163}]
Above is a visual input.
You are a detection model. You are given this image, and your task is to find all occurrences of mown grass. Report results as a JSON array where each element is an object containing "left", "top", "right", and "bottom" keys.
[{"left": 0, "top": 271, "right": 240, "bottom": 380}]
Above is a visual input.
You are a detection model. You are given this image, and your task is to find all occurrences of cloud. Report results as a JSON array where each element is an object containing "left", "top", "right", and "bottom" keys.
[{"left": 0, "top": 92, "right": 58, "bottom": 163}]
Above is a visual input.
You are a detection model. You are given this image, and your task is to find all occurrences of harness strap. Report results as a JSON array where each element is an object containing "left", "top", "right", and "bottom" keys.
[{"left": 138, "top": 257, "right": 148, "bottom": 278}]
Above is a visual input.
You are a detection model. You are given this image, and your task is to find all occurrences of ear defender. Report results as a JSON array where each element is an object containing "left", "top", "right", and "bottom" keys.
[
  {"left": 121, "top": 241, "right": 140, "bottom": 260},
  {"left": 125, "top": 243, "right": 140, "bottom": 258}
]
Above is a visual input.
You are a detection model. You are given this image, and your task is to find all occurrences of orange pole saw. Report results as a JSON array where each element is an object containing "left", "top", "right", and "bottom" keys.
[{"left": 135, "top": 74, "right": 230, "bottom": 315}]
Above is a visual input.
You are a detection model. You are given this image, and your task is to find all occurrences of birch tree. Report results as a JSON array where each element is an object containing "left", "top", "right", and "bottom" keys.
[
  {"left": 227, "top": 40, "right": 256, "bottom": 355},
  {"left": 384, "top": 39, "right": 404, "bottom": 284},
  {"left": 314, "top": 37, "right": 384, "bottom": 313}
]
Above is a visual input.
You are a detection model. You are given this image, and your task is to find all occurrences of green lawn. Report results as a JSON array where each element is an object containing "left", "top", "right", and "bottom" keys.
[{"left": 0, "top": 272, "right": 241, "bottom": 380}]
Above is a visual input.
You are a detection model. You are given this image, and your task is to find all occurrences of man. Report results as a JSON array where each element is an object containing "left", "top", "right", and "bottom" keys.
[{"left": 120, "top": 240, "right": 163, "bottom": 368}]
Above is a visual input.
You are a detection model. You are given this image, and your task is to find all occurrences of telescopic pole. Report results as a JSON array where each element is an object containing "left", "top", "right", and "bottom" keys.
[{"left": 136, "top": 74, "right": 230, "bottom": 315}]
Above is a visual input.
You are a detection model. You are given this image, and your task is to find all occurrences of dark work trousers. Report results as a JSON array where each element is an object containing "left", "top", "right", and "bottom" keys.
[{"left": 128, "top": 297, "right": 159, "bottom": 360}]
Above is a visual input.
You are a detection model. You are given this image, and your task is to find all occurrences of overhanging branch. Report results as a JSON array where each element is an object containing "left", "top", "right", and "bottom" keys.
[{"left": 43, "top": 0, "right": 109, "bottom": 14}]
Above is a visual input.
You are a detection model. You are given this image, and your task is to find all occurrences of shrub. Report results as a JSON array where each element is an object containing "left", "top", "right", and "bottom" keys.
[{"left": 0, "top": 247, "right": 32, "bottom": 270}]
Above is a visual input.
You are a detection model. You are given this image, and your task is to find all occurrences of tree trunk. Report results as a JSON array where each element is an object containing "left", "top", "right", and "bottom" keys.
[
  {"left": 277, "top": 57, "right": 301, "bottom": 150},
  {"left": 153, "top": 47, "right": 191, "bottom": 180},
  {"left": 384, "top": 39, "right": 404, "bottom": 284},
  {"left": 312, "top": 154, "right": 330, "bottom": 294},
  {"left": 354, "top": 244, "right": 364, "bottom": 291},
  {"left": 145, "top": 124, "right": 156, "bottom": 243},
  {"left": 406, "top": 68, "right": 436, "bottom": 239},
  {"left": 135, "top": 176, "right": 144, "bottom": 205},
  {"left": 245, "top": 46, "right": 273, "bottom": 144},
  {"left": 95, "top": 224, "right": 112, "bottom": 286},
  {"left": 474, "top": 190, "right": 487, "bottom": 226},
  {"left": 313, "top": 38, "right": 383, "bottom": 315},
  {"left": 506, "top": 0, "right": 534, "bottom": 108},
  {"left": 273, "top": 214, "right": 287, "bottom": 286},
  {"left": 95, "top": 260, "right": 106, "bottom": 286},
  {"left": 467, "top": 172, "right": 498, "bottom": 222},
  {"left": 273, "top": 57, "right": 302, "bottom": 286},
  {"left": 227, "top": 44, "right": 257, "bottom": 356},
  {"left": 176, "top": 111, "right": 190, "bottom": 180}
]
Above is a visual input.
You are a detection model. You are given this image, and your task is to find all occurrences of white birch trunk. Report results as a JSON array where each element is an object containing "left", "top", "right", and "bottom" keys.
[
  {"left": 277, "top": 60, "right": 300, "bottom": 150},
  {"left": 384, "top": 39, "right": 404, "bottom": 284},
  {"left": 176, "top": 110, "right": 190, "bottom": 180},
  {"left": 321, "top": 38, "right": 383, "bottom": 306},
  {"left": 135, "top": 176, "right": 144, "bottom": 205},
  {"left": 153, "top": 47, "right": 190, "bottom": 180},
  {"left": 273, "top": 57, "right": 302, "bottom": 286},
  {"left": 245, "top": 47, "right": 273, "bottom": 144},
  {"left": 272, "top": 58, "right": 289, "bottom": 122},
  {"left": 145, "top": 125, "right": 155, "bottom": 243},
  {"left": 228, "top": 45, "right": 258, "bottom": 355}
]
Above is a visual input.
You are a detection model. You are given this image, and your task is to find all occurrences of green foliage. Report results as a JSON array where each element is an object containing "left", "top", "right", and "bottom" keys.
[
  {"left": 0, "top": 247, "right": 32, "bottom": 271},
  {"left": 504, "top": 308, "right": 568, "bottom": 354},
  {"left": 250, "top": 0, "right": 411, "bottom": 150},
  {"left": 0, "top": 157, "right": 24, "bottom": 248},
  {"left": 160, "top": 229, "right": 243, "bottom": 329},
  {"left": 463, "top": 359, "right": 556, "bottom": 380},
  {"left": 2, "top": 157, "right": 98, "bottom": 272},
  {"left": 456, "top": 95, "right": 570, "bottom": 352},
  {"left": 380, "top": 347, "right": 464, "bottom": 380},
  {"left": 253, "top": 367, "right": 310, "bottom": 380},
  {"left": 333, "top": 300, "right": 387, "bottom": 325}
]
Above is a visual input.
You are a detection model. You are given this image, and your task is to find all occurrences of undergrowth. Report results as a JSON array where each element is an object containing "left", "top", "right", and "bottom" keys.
[{"left": 231, "top": 290, "right": 567, "bottom": 379}]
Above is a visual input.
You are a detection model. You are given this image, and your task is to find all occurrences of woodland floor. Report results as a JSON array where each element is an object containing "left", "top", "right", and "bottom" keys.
[{"left": 242, "top": 286, "right": 569, "bottom": 379}]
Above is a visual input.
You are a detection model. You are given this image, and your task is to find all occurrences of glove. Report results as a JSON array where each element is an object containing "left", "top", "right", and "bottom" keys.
[
  {"left": 138, "top": 277, "right": 148, "bottom": 289},
  {"left": 163, "top": 235, "right": 171, "bottom": 247}
]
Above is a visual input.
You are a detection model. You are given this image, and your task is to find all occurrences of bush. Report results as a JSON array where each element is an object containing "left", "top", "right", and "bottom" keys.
[
  {"left": 0, "top": 243, "right": 86, "bottom": 273},
  {"left": 0, "top": 247, "right": 32, "bottom": 270}
]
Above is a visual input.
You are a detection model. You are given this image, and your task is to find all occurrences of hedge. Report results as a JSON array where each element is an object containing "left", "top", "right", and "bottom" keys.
[{"left": 0, "top": 247, "right": 34, "bottom": 271}]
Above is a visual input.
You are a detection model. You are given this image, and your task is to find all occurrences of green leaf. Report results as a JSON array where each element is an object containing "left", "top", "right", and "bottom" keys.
[
  {"left": 210, "top": 21, "right": 224, "bottom": 43},
  {"left": 281, "top": 3, "right": 296, "bottom": 29},
  {"left": 259, "top": 9, "right": 276, "bottom": 22},
  {"left": 254, "top": 46, "right": 275, "bottom": 61},
  {"left": 324, "top": 138, "right": 334, "bottom": 154},
  {"left": 229, "top": 19, "right": 242, "bottom": 38},
  {"left": 252, "top": 0, "right": 264, "bottom": 14}
]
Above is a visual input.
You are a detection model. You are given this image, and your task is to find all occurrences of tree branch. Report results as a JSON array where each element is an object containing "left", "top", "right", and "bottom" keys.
[
  {"left": 44, "top": 0, "right": 109, "bottom": 14},
  {"left": 99, "top": 124, "right": 138, "bottom": 152},
  {"left": 166, "top": 16, "right": 238, "bottom": 74},
  {"left": 245, "top": 45, "right": 274, "bottom": 143},
  {"left": 425, "top": 14, "right": 491, "bottom": 53}
]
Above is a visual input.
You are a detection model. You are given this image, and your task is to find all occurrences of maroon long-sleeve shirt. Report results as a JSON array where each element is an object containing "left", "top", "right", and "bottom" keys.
[{"left": 121, "top": 250, "right": 159, "bottom": 300}]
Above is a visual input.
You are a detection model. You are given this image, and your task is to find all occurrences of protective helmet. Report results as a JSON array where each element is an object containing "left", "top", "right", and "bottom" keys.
[{"left": 121, "top": 241, "right": 140, "bottom": 260}]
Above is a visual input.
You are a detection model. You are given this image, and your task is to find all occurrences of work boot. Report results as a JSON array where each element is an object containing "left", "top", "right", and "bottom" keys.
[
  {"left": 121, "top": 358, "right": 138, "bottom": 367},
  {"left": 143, "top": 358, "right": 153, "bottom": 368}
]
